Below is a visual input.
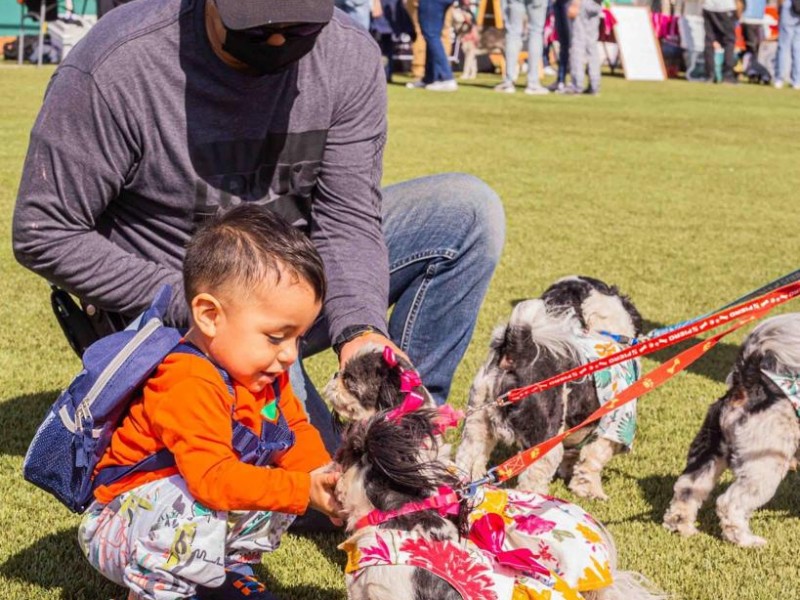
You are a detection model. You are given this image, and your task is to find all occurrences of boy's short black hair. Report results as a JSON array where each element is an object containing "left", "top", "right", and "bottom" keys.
[{"left": 184, "top": 204, "right": 326, "bottom": 304}]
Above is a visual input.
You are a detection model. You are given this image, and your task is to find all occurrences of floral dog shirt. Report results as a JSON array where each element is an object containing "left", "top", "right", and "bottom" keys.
[
  {"left": 340, "top": 486, "right": 613, "bottom": 600},
  {"left": 573, "top": 334, "right": 640, "bottom": 449}
]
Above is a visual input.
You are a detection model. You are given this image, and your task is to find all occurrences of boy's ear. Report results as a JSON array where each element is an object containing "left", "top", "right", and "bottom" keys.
[{"left": 191, "top": 293, "right": 223, "bottom": 338}]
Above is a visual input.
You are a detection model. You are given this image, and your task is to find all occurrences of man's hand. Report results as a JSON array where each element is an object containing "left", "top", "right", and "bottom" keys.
[
  {"left": 308, "top": 466, "right": 344, "bottom": 526},
  {"left": 338, "top": 332, "right": 407, "bottom": 369}
]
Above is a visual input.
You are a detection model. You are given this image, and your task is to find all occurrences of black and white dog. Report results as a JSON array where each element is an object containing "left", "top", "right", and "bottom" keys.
[
  {"left": 335, "top": 406, "right": 664, "bottom": 600},
  {"left": 324, "top": 344, "right": 437, "bottom": 423},
  {"left": 455, "top": 276, "right": 643, "bottom": 500},
  {"left": 663, "top": 313, "right": 800, "bottom": 547}
]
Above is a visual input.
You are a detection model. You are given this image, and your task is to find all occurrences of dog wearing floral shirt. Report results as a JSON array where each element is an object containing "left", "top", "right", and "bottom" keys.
[
  {"left": 334, "top": 406, "right": 664, "bottom": 599},
  {"left": 664, "top": 313, "right": 800, "bottom": 547},
  {"left": 456, "top": 276, "right": 643, "bottom": 501}
]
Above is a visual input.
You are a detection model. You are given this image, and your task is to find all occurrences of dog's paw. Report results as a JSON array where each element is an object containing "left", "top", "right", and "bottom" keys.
[
  {"left": 738, "top": 534, "right": 768, "bottom": 548},
  {"left": 569, "top": 477, "right": 608, "bottom": 501},
  {"left": 722, "top": 526, "right": 768, "bottom": 548},
  {"left": 662, "top": 512, "right": 699, "bottom": 537}
]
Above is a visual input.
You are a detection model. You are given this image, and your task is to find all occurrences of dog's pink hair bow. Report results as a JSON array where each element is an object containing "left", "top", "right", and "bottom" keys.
[
  {"left": 382, "top": 346, "right": 422, "bottom": 392},
  {"left": 433, "top": 404, "right": 464, "bottom": 435},
  {"left": 386, "top": 391, "right": 426, "bottom": 422},
  {"left": 400, "top": 370, "right": 422, "bottom": 393},
  {"left": 469, "top": 512, "right": 551, "bottom": 578},
  {"left": 383, "top": 345, "right": 427, "bottom": 422},
  {"left": 382, "top": 345, "right": 399, "bottom": 367},
  {"left": 383, "top": 345, "right": 465, "bottom": 430}
]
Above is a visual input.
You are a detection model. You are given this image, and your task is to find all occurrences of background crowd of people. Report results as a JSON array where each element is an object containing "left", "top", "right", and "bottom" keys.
[{"left": 335, "top": 0, "right": 800, "bottom": 93}]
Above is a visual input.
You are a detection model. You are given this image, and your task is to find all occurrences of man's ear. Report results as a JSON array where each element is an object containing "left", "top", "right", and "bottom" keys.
[{"left": 191, "top": 293, "right": 223, "bottom": 338}]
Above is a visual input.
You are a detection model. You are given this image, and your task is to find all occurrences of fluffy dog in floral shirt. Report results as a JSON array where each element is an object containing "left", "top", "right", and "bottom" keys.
[
  {"left": 334, "top": 406, "right": 664, "bottom": 600},
  {"left": 456, "top": 276, "right": 643, "bottom": 501}
]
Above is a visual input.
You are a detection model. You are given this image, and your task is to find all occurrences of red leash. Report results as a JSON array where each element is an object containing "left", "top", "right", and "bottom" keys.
[
  {"left": 500, "top": 280, "right": 800, "bottom": 406},
  {"left": 486, "top": 309, "right": 769, "bottom": 485}
]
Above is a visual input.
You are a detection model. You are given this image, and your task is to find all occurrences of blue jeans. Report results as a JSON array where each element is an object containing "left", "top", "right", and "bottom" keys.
[
  {"left": 553, "top": 0, "right": 572, "bottom": 84},
  {"left": 289, "top": 173, "right": 505, "bottom": 454},
  {"left": 775, "top": 0, "right": 800, "bottom": 86},
  {"left": 419, "top": 0, "right": 456, "bottom": 83},
  {"left": 335, "top": 0, "right": 372, "bottom": 30},
  {"left": 503, "top": 0, "right": 547, "bottom": 88}
]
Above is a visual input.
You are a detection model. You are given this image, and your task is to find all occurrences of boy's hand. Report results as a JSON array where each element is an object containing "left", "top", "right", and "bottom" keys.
[{"left": 308, "top": 467, "right": 344, "bottom": 526}]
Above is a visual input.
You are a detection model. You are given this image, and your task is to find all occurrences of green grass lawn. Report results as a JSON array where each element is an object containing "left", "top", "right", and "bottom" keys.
[{"left": 1, "top": 63, "right": 800, "bottom": 600}]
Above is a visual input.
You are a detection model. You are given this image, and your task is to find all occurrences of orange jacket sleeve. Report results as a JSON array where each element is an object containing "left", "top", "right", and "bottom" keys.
[
  {"left": 151, "top": 374, "right": 324, "bottom": 514},
  {"left": 274, "top": 374, "right": 331, "bottom": 474}
]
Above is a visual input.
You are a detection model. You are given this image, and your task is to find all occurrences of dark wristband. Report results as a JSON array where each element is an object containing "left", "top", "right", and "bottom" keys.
[{"left": 332, "top": 324, "right": 386, "bottom": 355}]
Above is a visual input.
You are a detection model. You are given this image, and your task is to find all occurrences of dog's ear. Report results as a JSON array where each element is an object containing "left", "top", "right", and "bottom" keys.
[
  {"left": 341, "top": 351, "right": 395, "bottom": 407},
  {"left": 616, "top": 291, "right": 644, "bottom": 336}
]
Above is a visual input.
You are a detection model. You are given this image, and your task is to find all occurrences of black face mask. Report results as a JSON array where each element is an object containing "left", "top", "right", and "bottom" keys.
[{"left": 222, "top": 26, "right": 322, "bottom": 75}]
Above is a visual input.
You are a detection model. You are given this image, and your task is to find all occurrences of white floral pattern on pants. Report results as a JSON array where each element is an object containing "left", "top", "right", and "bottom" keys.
[{"left": 78, "top": 475, "right": 295, "bottom": 600}]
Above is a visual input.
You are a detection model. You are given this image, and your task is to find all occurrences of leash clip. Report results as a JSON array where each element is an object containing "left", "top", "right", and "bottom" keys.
[
  {"left": 460, "top": 468, "right": 497, "bottom": 499},
  {"left": 494, "top": 392, "right": 511, "bottom": 408}
]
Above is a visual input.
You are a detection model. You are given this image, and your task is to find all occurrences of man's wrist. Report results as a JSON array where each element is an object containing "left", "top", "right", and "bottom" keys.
[{"left": 332, "top": 324, "right": 387, "bottom": 355}]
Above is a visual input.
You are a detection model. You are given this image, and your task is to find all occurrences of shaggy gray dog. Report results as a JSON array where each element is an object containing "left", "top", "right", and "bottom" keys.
[
  {"left": 455, "top": 276, "right": 643, "bottom": 500},
  {"left": 663, "top": 313, "right": 800, "bottom": 547}
]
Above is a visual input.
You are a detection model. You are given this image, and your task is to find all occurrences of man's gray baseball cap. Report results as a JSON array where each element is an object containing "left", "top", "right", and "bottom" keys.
[{"left": 215, "top": 0, "right": 335, "bottom": 30}]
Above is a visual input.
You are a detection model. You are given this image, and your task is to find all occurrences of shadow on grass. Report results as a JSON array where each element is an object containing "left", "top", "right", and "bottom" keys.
[
  {"left": 642, "top": 319, "right": 741, "bottom": 385},
  {"left": 0, "top": 528, "right": 346, "bottom": 600},
  {"left": 262, "top": 583, "right": 345, "bottom": 600},
  {"left": 607, "top": 466, "right": 800, "bottom": 535},
  {"left": 0, "top": 527, "right": 121, "bottom": 599},
  {"left": 0, "top": 391, "right": 59, "bottom": 457}
]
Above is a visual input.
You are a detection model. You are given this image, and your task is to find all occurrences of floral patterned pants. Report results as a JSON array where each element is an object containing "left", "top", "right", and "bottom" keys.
[{"left": 78, "top": 475, "right": 295, "bottom": 600}]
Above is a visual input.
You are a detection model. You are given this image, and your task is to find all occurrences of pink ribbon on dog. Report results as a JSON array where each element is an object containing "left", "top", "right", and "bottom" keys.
[
  {"left": 469, "top": 513, "right": 551, "bottom": 578},
  {"left": 382, "top": 345, "right": 398, "bottom": 367},
  {"left": 400, "top": 369, "right": 422, "bottom": 393},
  {"left": 433, "top": 404, "right": 465, "bottom": 434},
  {"left": 386, "top": 391, "right": 426, "bottom": 422}
]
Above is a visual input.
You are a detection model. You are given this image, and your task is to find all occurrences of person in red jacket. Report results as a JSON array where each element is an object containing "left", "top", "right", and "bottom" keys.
[{"left": 78, "top": 204, "right": 341, "bottom": 600}]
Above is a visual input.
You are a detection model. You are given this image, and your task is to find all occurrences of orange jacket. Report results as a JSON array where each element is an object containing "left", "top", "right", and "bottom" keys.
[{"left": 93, "top": 352, "right": 330, "bottom": 514}]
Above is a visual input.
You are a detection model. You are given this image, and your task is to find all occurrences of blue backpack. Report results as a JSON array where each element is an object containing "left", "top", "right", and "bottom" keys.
[{"left": 23, "top": 286, "right": 295, "bottom": 513}]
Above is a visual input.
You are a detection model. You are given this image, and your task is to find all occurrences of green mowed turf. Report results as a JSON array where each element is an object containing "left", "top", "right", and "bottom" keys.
[{"left": 1, "top": 63, "right": 799, "bottom": 599}]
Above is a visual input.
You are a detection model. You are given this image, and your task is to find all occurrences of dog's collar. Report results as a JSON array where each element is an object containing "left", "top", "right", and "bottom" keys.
[
  {"left": 598, "top": 330, "right": 638, "bottom": 346},
  {"left": 354, "top": 487, "right": 461, "bottom": 530}
]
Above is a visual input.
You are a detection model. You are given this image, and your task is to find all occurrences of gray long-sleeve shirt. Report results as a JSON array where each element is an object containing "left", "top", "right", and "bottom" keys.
[{"left": 12, "top": 0, "right": 389, "bottom": 343}]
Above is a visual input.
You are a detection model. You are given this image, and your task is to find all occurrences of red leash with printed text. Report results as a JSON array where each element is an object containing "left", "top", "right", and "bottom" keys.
[
  {"left": 497, "top": 280, "right": 800, "bottom": 407},
  {"left": 483, "top": 310, "right": 769, "bottom": 486}
]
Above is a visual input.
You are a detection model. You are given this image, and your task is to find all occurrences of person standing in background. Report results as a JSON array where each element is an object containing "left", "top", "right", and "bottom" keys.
[
  {"left": 567, "top": 0, "right": 602, "bottom": 94},
  {"left": 774, "top": 0, "right": 800, "bottom": 88},
  {"left": 493, "top": 0, "right": 550, "bottom": 94},
  {"left": 407, "top": 0, "right": 459, "bottom": 90},
  {"left": 739, "top": 0, "right": 766, "bottom": 62},
  {"left": 405, "top": 0, "right": 454, "bottom": 82},
  {"left": 549, "top": 0, "right": 573, "bottom": 92},
  {"left": 702, "top": 0, "right": 738, "bottom": 83}
]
